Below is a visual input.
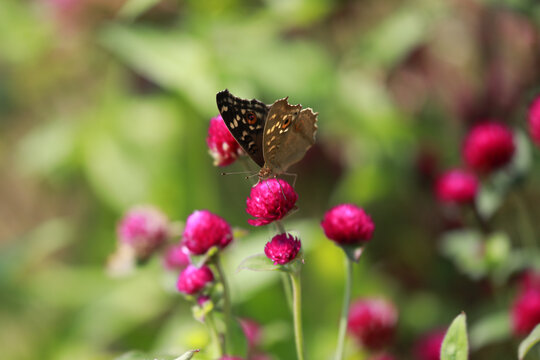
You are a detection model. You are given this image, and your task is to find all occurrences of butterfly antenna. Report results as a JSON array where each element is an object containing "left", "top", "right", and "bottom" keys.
[
  {"left": 220, "top": 170, "right": 254, "bottom": 176},
  {"left": 275, "top": 176, "right": 288, "bottom": 201}
]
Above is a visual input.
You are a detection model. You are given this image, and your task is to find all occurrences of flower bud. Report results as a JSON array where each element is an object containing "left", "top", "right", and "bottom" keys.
[
  {"left": 321, "top": 204, "right": 374, "bottom": 245},
  {"left": 348, "top": 298, "right": 398, "bottom": 351},
  {"left": 183, "top": 210, "right": 233, "bottom": 255},
  {"left": 246, "top": 179, "right": 297, "bottom": 226},
  {"left": 177, "top": 265, "right": 214, "bottom": 295},
  {"left": 435, "top": 169, "right": 478, "bottom": 204}
]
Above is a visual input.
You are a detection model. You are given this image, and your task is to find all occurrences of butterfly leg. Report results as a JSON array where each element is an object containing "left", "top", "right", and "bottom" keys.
[{"left": 281, "top": 172, "right": 298, "bottom": 188}]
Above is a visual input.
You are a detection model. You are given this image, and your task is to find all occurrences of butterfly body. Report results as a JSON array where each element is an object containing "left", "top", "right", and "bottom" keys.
[{"left": 216, "top": 89, "right": 318, "bottom": 180}]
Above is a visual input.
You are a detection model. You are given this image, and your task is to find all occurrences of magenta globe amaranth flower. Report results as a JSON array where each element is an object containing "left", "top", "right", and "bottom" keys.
[
  {"left": 348, "top": 298, "right": 398, "bottom": 351},
  {"left": 511, "top": 289, "right": 540, "bottom": 336},
  {"left": 246, "top": 179, "right": 298, "bottom": 226},
  {"left": 528, "top": 96, "right": 540, "bottom": 147},
  {"left": 183, "top": 210, "right": 233, "bottom": 255},
  {"left": 321, "top": 204, "right": 374, "bottom": 245},
  {"left": 177, "top": 265, "right": 214, "bottom": 295},
  {"left": 413, "top": 329, "right": 445, "bottom": 360},
  {"left": 462, "top": 121, "right": 515, "bottom": 173},
  {"left": 264, "top": 233, "right": 301, "bottom": 265},
  {"left": 207, "top": 115, "right": 244, "bottom": 166},
  {"left": 240, "top": 318, "right": 263, "bottom": 349},
  {"left": 162, "top": 243, "right": 191, "bottom": 271},
  {"left": 435, "top": 169, "right": 479, "bottom": 204},
  {"left": 117, "top": 205, "right": 169, "bottom": 259}
]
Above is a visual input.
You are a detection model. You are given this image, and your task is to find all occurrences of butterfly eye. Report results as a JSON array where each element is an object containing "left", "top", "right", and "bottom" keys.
[
  {"left": 281, "top": 117, "right": 291, "bottom": 129},
  {"left": 246, "top": 111, "right": 257, "bottom": 125}
]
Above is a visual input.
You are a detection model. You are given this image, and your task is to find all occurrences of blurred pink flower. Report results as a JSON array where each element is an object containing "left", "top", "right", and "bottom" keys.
[
  {"left": 207, "top": 115, "right": 243, "bottom": 166},
  {"left": 177, "top": 265, "right": 214, "bottom": 295},
  {"left": 435, "top": 169, "right": 479, "bottom": 204},
  {"left": 511, "top": 289, "right": 540, "bottom": 336},
  {"left": 183, "top": 210, "right": 232, "bottom": 255},
  {"left": 117, "top": 205, "right": 169, "bottom": 259},
  {"left": 520, "top": 269, "right": 540, "bottom": 292},
  {"left": 348, "top": 298, "right": 398, "bottom": 351},
  {"left": 264, "top": 233, "right": 301, "bottom": 265},
  {"left": 162, "top": 243, "right": 191, "bottom": 271},
  {"left": 462, "top": 121, "right": 515, "bottom": 173},
  {"left": 240, "top": 318, "right": 263, "bottom": 349},
  {"left": 321, "top": 204, "right": 374, "bottom": 245},
  {"left": 246, "top": 179, "right": 297, "bottom": 226},
  {"left": 528, "top": 96, "right": 540, "bottom": 147},
  {"left": 413, "top": 329, "right": 445, "bottom": 360}
]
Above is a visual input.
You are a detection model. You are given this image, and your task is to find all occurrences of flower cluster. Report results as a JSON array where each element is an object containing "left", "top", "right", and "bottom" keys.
[
  {"left": 347, "top": 298, "right": 398, "bottom": 351},
  {"left": 321, "top": 204, "right": 375, "bottom": 246},
  {"left": 435, "top": 169, "right": 478, "bottom": 204},
  {"left": 177, "top": 265, "right": 214, "bottom": 295},
  {"left": 264, "top": 233, "right": 301, "bottom": 265},
  {"left": 246, "top": 179, "right": 298, "bottom": 226},
  {"left": 511, "top": 270, "right": 540, "bottom": 336},
  {"left": 207, "top": 115, "right": 244, "bottom": 166},
  {"left": 183, "top": 210, "right": 233, "bottom": 255}
]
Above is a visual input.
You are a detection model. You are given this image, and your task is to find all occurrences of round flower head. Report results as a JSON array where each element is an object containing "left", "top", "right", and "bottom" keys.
[
  {"left": 511, "top": 289, "right": 540, "bottom": 336},
  {"left": 117, "top": 205, "right": 169, "bottom": 259},
  {"left": 321, "top": 204, "right": 374, "bottom": 245},
  {"left": 183, "top": 210, "right": 233, "bottom": 255},
  {"left": 348, "top": 298, "right": 398, "bottom": 351},
  {"left": 177, "top": 265, "right": 214, "bottom": 295},
  {"left": 529, "top": 96, "right": 540, "bottom": 147},
  {"left": 462, "top": 121, "right": 515, "bottom": 173},
  {"left": 162, "top": 243, "right": 191, "bottom": 271},
  {"left": 246, "top": 179, "right": 298, "bottom": 226},
  {"left": 264, "top": 233, "right": 301, "bottom": 265},
  {"left": 207, "top": 115, "right": 243, "bottom": 166},
  {"left": 435, "top": 169, "right": 479, "bottom": 204},
  {"left": 413, "top": 329, "right": 445, "bottom": 360}
]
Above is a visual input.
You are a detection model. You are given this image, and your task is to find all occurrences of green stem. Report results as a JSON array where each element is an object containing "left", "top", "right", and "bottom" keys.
[
  {"left": 334, "top": 255, "right": 353, "bottom": 360},
  {"left": 281, "top": 273, "right": 294, "bottom": 312},
  {"left": 206, "top": 312, "right": 224, "bottom": 357},
  {"left": 275, "top": 220, "right": 286, "bottom": 234},
  {"left": 511, "top": 192, "right": 537, "bottom": 249},
  {"left": 290, "top": 271, "right": 305, "bottom": 360},
  {"left": 215, "top": 255, "right": 232, "bottom": 352}
]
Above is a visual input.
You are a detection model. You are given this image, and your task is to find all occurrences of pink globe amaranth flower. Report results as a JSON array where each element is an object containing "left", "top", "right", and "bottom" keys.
[
  {"left": 162, "top": 243, "right": 191, "bottom": 271},
  {"left": 435, "top": 169, "right": 479, "bottom": 204},
  {"left": 529, "top": 96, "right": 540, "bottom": 147},
  {"left": 207, "top": 115, "right": 243, "bottom": 166},
  {"left": 321, "top": 204, "right": 375, "bottom": 245},
  {"left": 462, "top": 121, "right": 515, "bottom": 173},
  {"left": 264, "top": 233, "right": 301, "bottom": 265},
  {"left": 520, "top": 269, "right": 540, "bottom": 292},
  {"left": 511, "top": 289, "right": 540, "bottom": 336},
  {"left": 176, "top": 265, "right": 214, "bottom": 295},
  {"left": 246, "top": 179, "right": 298, "bottom": 226},
  {"left": 348, "top": 298, "right": 398, "bottom": 351},
  {"left": 183, "top": 210, "right": 233, "bottom": 255},
  {"left": 240, "top": 318, "right": 262, "bottom": 349},
  {"left": 117, "top": 205, "right": 169, "bottom": 259},
  {"left": 413, "top": 330, "right": 445, "bottom": 360}
]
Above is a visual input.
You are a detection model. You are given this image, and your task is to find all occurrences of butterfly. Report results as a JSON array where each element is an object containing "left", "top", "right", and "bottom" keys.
[{"left": 216, "top": 89, "right": 318, "bottom": 180}]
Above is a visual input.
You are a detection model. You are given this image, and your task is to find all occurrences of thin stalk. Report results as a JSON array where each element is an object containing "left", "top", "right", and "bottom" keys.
[
  {"left": 215, "top": 255, "right": 232, "bottom": 352},
  {"left": 206, "top": 312, "right": 224, "bottom": 357},
  {"left": 290, "top": 271, "right": 305, "bottom": 360},
  {"left": 275, "top": 220, "right": 286, "bottom": 234},
  {"left": 281, "top": 273, "right": 294, "bottom": 312},
  {"left": 471, "top": 202, "right": 491, "bottom": 235},
  {"left": 334, "top": 255, "right": 353, "bottom": 360},
  {"left": 511, "top": 192, "right": 537, "bottom": 249}
]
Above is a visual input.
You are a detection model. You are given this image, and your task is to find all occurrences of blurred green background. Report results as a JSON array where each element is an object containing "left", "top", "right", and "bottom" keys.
[{"left": 2, "top": 0, "right": 540, "bottom": 359}]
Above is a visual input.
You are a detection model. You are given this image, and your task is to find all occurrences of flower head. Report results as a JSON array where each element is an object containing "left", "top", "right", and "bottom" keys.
[
  {"left": 511, "top": 289, "right": 540, "bottom": 336},
  {"left": 321, "top": 204, "right": 374, "bottom": 245},
  {"left": 177, "top": 265, "right": 214, "bottom": 295},
  {"left": 462, "top": 121, "right": 515, "bottom": 173},
  {"left": 435, "top": 169, "right": 479, "bottom": 204},
  {"left": 117, "top": 205, "right": 169, "bottom": 259},
  {"left": 162, "top": 243, "right": 191, "bottom": 271},
  {"left": 264, "top": 233, "right": 301, "bottom": 265},
  {"left": 348, "top": 298, "right": 398, "bottom": 351},
  {"left": 529, "top": 96, "right": 540, "bottom": 148},
  {"left": 207, "top": 115, "right": 243, "bottom": 166},
  {"left": 246, "top": 179, "right": 297, "bottom": 226},
  {"left": 413, "top": 329, "right": 445, "bottom": 360},
  {"left": 240, "top": 318, "right": 262, "bottom": 349},
  {"left": 183, "top": 210, "right": 233, "bottom": 255}
]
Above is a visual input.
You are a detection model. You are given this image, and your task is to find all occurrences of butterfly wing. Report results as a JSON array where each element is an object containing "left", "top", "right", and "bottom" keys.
[
  {"left": 216, "top": 89, "right": 269, "bottom": 167},
  {"left": 262, "top": 98, "right": 318, "bottom": 174}
]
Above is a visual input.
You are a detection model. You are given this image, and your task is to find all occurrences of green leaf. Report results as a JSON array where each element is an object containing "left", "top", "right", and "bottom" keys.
[
  {"left": 115, "top": 349, "right": 199, "bottom": 360},
  {"left": 441, "top": 313, "right": 468, "bottom": 360},
  {"left": 519, "top": 323, "right": 540, "bottom": 360},
  {"left": 237, "top": 254, "right": 280, "bottom": 272},
  {"left": 118, "top": 0, "right": 161, "bottom": 20}
]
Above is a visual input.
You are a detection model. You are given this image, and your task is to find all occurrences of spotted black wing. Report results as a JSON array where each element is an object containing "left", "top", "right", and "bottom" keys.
[{"left": 216, "top": 89, "right": 269, "bottom": 167}]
